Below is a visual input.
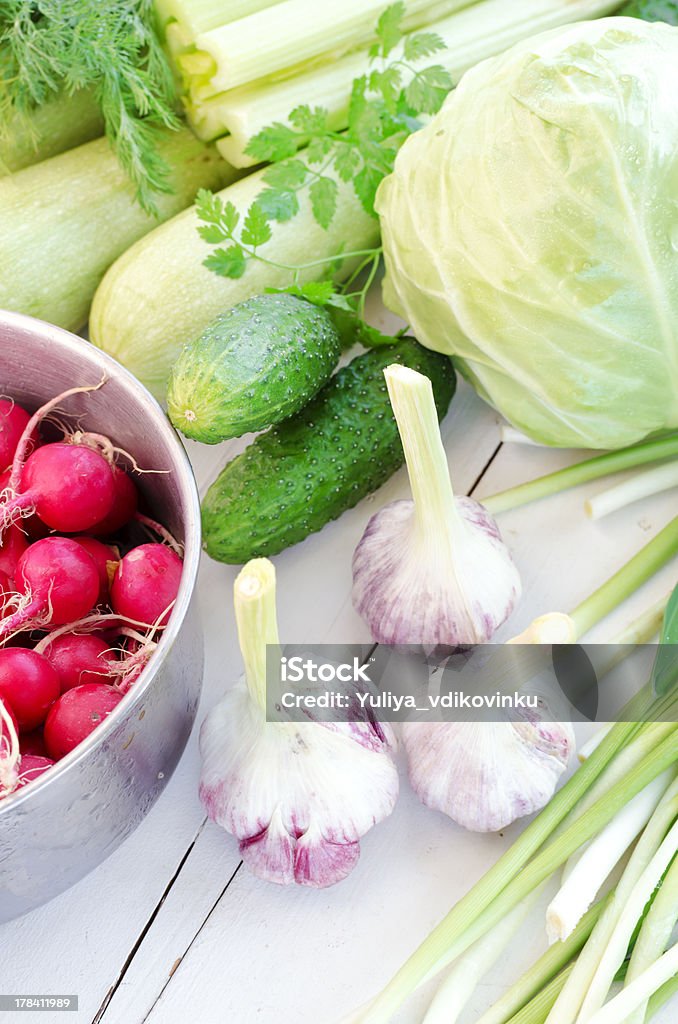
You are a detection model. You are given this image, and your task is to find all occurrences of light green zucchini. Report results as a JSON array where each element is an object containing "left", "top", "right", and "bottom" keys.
[{"left": 0, "top": 128, "right": 238, "bottom": 332}]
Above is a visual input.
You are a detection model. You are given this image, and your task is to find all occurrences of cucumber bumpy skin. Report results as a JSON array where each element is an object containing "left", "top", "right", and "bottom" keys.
[
  {"left": 167, "top": 293, "right": 342, "bottom": 442},
  {"left": 201, "top": 338, "right": 456, "bottom": 563}
]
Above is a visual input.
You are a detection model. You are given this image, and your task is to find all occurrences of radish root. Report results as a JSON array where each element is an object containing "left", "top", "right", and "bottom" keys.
[
  {"left": 8, "top": 378, "right": 106, "bottom": 492},
  {"left": 0, "top": 699, "right": 19, "bottom": 795},
  {"left": 134, "top": 513, "right": 184, "bottom": 556}
]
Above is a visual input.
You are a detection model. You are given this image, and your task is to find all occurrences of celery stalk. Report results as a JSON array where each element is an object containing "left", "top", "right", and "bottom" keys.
[
  {"left": 204, "top": 0, "right": 620, "bottom": 166},
  {"left": 360, "top": 726, "right": 678, "bottom": 1022},
  {"left": 0, "top": 89, "right": 103, "bottom": 174},
  {"left": 0, "top": 129, "right": 238, "bottom": 332},
  {"left": 192, "top": 0, "right": 477, "bottom": 97},
  {"left": 154, "top": 0, "right": 283, "bottom": 36}
]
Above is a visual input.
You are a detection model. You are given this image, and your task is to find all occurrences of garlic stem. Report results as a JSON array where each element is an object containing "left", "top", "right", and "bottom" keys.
[
  {"left": 233, "top": 558, "right": 280, "bottom": 712},
  {"left": 583, "top": 942, "right": 678, "bottom": 1024},
  {"left": 506, "top": 964, "right": 576, "bottom": 1024},
  {"left": 482, "top": 435, "right": 678, "bottom": 515},
  {"left": 569, "top": 516, "right": 678, "bottom": 638},
  {"left": 545, "top": 770, "right": 674, "bottom": 944},
  {"left": 383, "top": 365, "right": 460, "bottom": 546},
  {"left": 585, "top": 460, "right": 678, "bottom": 520},
  {"left": 622, "top": 847, "right": 678, "bottom": 1024}
]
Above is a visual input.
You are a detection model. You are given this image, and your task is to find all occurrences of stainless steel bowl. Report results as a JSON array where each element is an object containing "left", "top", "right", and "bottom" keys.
[{"left": 0, "top": 311, "right": 203, "bottom": 922}]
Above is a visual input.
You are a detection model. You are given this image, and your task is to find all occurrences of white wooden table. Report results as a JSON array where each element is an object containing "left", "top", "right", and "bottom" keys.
[{"left": 2, "top": 302, "right": 677, "bottom": 1024}]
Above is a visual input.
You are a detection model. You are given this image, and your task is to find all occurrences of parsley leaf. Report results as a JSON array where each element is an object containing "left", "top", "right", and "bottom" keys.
[
  {"left": 256, "top": 188, "right": 299, "bottom": 222},
  {"left": 204, "top": 245, "right": 247, "bottom": 279},
  {"left": 310, "top": 177, "right": 338, "bottom": 230},
  {"left": 374, "top": 1, "right": 405, "bottom": 59},
  {"left": 405, "top": 66, "right": 453, "bottom": 115},
  {"left": 403, "top": 31, "right": 446, "bottom": 62},
  {"left": 241, "top": 203, "right": 272, "bottom": 247},
  {"left": 245, "top": 121, "right": 299, "bottom": 162}
]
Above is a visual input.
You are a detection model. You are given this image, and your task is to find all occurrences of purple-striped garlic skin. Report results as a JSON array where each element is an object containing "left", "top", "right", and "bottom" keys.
[
  {"left": 199, "top": 683, "right": 399, "bottom": 888},
  {"left": 352, "top": 496, "right": 521, "bottom": 649},
  {"left": 402, "top": 717, "right": 575, "bottom": 833}
]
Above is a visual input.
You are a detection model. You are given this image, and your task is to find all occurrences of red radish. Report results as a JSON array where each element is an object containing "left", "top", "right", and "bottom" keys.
[
  {"left": 0, "top": 537, "right": 100, "bottom": 637},
  {"left": 44, "top": 684, "right": 123, "bottom": 759},
  {"left": 20, "top": 728, "right": 48, "bottom": 757},
  {"left": 72, "top": 536, "right": 118, "bottom": 604},
  {"left": 0, "top": 468, "right": 47, "bottom": 540},
  {"left": 0, "top": 399, "right": 32, "bottom": 471},
  {"left": 0, "top": 443, "right": 115, "bottom": 534},
  {"left": 43, "top": 633, "right": 117, "bottom": 692},
  {"left": 0, "top": 648, "right": 60, "bottom": 729},
  {"left": 89, "top": 466, "right": 138, "bottom": 536},
  {"left": 111, "top": 543, "right": 183, "bottom": 627},
  {"left": 0, "top": 523, "right": 28, "bottom": 577},
  {"left": 0, "top": 698, "right": 19, "bottom": 794},
  {"left": 16, "top": 753, "right": 53, "bottom": 788}
]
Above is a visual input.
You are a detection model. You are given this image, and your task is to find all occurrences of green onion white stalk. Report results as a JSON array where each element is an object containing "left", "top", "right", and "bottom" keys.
[
  {"left": 622, "top": 851, "right": 678, "bottom": 1024},
  {"left": 423, "top": 889, "right": 543, "bottom": 1023},
  {"left": 206, "top": 0, "right": 620, "bottom": 164},
  {"left": 483, "top": 436, "right": 678, "bottom": 515},
  {"left": 585, "top": 942, "right": 678, "bottom": 1024},
  {"left": 545, "top": 777, "right": 678, "bottom": 1024},
  {"left": 545, "top": 770, "right": 674, "bottom": 944},
  {"left": 476, "top": 901, "right": 607, "bottom": 1024},
  {"left": 585, "top": 461, "right": 678, "bottom": 520},
  {"left": 186, "top": 0, "right": 472, "bottom": 98},
  {"left": 575, "top": 817, "right": 678, "bottom": 1020}
]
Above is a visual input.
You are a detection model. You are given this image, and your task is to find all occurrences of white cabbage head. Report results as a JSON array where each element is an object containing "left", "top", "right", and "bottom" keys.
[{"left": 376, "top": 17, "right": 678, "bottom": 448}]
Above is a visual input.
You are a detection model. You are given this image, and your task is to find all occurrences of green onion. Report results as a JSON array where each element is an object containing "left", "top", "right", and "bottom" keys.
[
  {"left": 585, "top": 941, "right": 678, "bottom": 1024},
  {"left": 483, "top": 434, "right": 678, "bottom": 515},
  {"left": 506, "top": 966, "right": 574, "bottom": 1024},
  {"left": 475, "top": 900, "right": 607, "bottom": 1024},
  {"left": 585, "top": 460, "right": 678, "bottom": 520},
  {"left": 569, "top": 516, "right": 678, "bottom": 638},
  {"left": 360, "top": 726, "right": 678, "bottom": 1022},
  {"left": 623, "top": 851, "right": 678, "bottom": 1024},
  {"left": 546, "top": 776, "right": 678, "bottom": 1024}
]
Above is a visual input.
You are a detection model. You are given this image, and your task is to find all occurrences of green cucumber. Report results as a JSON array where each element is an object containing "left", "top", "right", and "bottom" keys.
[
  {"left": 202, "top": 338, "right": 456, "bottom": 563},
  {"left": 167, "top": 294, "right": 342, "bottom": 442}
]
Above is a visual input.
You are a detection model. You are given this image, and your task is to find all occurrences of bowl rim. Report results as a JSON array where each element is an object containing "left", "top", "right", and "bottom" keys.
[{"left": 0, "top": 310, "right": 202, "bottom": 813}]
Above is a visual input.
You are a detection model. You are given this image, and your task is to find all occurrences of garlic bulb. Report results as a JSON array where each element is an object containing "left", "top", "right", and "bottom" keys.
[
  {"left": 402, "top": 717, "right": 574, "bottom": 833},
  {"left": 352, "top": 365, "right": 521, "bottom": 650},
  {"left": 199, "top": 559, "right": 399, "bottom": 888}
]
